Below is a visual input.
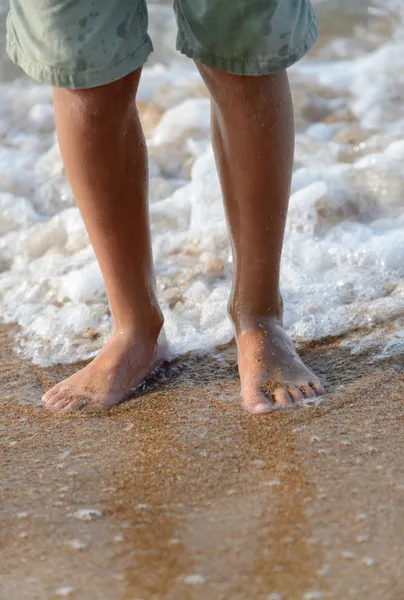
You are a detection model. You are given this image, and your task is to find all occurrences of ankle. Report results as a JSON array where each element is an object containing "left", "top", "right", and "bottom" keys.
[
  {"left": 231, "top": 315, "right": 283, "bottom": 336},
  {"left": 228, "top": 296, "right": 283, "bottom": 332},
  {"left": 112, "top": 305, "right": 164, "bottom": 341},
  {"left": 229, "top": 307, "right": 283, "bottom": 334}
]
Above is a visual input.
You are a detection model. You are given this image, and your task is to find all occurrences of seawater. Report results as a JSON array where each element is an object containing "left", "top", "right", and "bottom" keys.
[{"left": 1, "top": 0, "right": 404, "bottom": 365}]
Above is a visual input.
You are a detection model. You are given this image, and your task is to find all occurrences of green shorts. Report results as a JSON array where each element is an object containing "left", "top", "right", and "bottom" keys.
[{"left": 6, "top": 0, "right": 318, "bottom": 89}]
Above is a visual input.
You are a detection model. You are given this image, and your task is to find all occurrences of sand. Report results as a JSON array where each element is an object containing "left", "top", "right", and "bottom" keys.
[{"left": 1, "top": 324, "right": 404, "bottom": 600}]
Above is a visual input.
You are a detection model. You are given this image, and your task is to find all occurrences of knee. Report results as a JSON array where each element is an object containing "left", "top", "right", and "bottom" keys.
[
  {"left": 53, "top": 69, "right": 142, "bottom": 128},
  {"left": 197, "top": 64, "right": 288, "bottom": 109}
]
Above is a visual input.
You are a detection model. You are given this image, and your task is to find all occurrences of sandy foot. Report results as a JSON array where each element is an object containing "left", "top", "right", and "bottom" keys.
[
  {"left": 236, "top": 318, "right": 325, "bottom": 413},
  {"left": 42, "top": 329, "right": 168, "bottom": 412}
]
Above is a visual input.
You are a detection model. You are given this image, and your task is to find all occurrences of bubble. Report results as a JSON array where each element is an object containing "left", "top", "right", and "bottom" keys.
[
  {"left": 55, "top": 588, "right": 75, "bottom": 597},
  {"left": 183, "top": 574, "right": 205, "bottom": 584},
  {"left": 3, "top": 0, "right": 404, "bottom": 370},
  {"left": 72, "top": 508, "right": 103, "bottom": 521}
]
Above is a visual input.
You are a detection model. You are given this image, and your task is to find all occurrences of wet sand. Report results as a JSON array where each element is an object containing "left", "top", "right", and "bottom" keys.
[{"left": 1, "top": 324, "right": 404, "bottom": 600}]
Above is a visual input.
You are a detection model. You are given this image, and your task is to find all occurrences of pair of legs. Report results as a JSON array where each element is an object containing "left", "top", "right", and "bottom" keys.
[{"left": 43, "top": 64, "right": 324, "bottom": 414}]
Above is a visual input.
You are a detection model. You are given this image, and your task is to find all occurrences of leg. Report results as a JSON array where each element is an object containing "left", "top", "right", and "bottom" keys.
[
  {"left": 43, "top": 71, "right": 166, "bottom": 412},
  {"left": 197, "top": 65, "right": 325, "bottom": 412}
]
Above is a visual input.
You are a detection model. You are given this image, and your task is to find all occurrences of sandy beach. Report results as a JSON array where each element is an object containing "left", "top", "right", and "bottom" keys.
[
  {"left": 2, "top": 3, "right": 404, "bottom": 597},
  {"left": 2, "top": 323, "right": 404, "bottom": 600}
]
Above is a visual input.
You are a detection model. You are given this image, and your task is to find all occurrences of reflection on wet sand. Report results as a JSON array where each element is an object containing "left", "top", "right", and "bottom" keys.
[{"left": 105, "top": 356, "right": 326, "bottom": 600}]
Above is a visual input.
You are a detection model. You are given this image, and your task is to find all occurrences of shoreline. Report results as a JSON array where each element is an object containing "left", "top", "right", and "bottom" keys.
[{"left": 2, "top": 323, "right": 404, "bottom": 599}]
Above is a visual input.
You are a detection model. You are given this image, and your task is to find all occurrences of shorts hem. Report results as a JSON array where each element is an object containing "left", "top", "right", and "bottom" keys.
[
  {"left": 6, "top": 36, "right": 153, "bottom": 89},
  {"left": 176, "top": 15, "right": 319, "bottom": 76}
]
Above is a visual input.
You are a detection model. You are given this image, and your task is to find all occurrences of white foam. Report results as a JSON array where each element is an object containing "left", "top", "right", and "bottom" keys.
[
  {"left": 67, "top": 539, "right": 88, "bottom": 550},
  {"left": 152, "top": 98, "right": 210, "bottom": 145},
  {"left": 55, "top": 588, "right": 75, "bottom": 597},
  {"left": 2, "top": 0, "right": 404, "bottom": 364},
  {"left": 72, "top": 508, "right": 103, "bottom": 521},
  {"left": 0, "top": 193, "right": 41, "bottom": 234},
  {"left": 183, "top": 574, "right": 205, "bottom": 585}
]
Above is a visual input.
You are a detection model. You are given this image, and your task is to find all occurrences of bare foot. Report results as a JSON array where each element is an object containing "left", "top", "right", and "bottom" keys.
[
  {"left": 235, "top": 317, "right": 325, "bottom": 414},
  {"left": 42, "top": 327, "right": 167, "bottom": 413}
]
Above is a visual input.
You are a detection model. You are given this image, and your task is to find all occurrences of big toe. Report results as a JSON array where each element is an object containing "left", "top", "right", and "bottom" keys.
[{"left": 241, "top": 384, "right": 273, "bottom": 414}]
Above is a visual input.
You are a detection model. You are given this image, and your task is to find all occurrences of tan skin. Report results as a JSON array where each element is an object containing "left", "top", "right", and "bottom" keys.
[{"left": 43, "top": 66, "right": 325, "bottom": 413}]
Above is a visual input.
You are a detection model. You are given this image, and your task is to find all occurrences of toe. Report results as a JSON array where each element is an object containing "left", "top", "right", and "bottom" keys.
[
  {"left": 42, "top": 384, "right": 61, "bottom": 403},
  {"left": 59, "top": 396, "right": 87, "bottom": 413},
  {"left": 288, "top": 386, "right": 304, "bottom": 403},
  {"left": 241, "top": 385, "right": 273, "bottom": 414},
  {"left": 300, "top": 385, "right": 316, "bottom": 399},
  {"left": 250, "top": 401, "right": 273, "bottom": 414},
  {"left": 44, "top": 389, "right": 67, "bottom": 407},
  {"left": 49, "top": 396, "right": 73, "bottom": 413},
  {"left": 273, "top": 387, "right": 294, "bottom": 406},
  {"left": 44, "top": 391, "right": 68, "bottom": 410},
  {"left": 310, "top": 381, "right": 326, "bottom": 396}
]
